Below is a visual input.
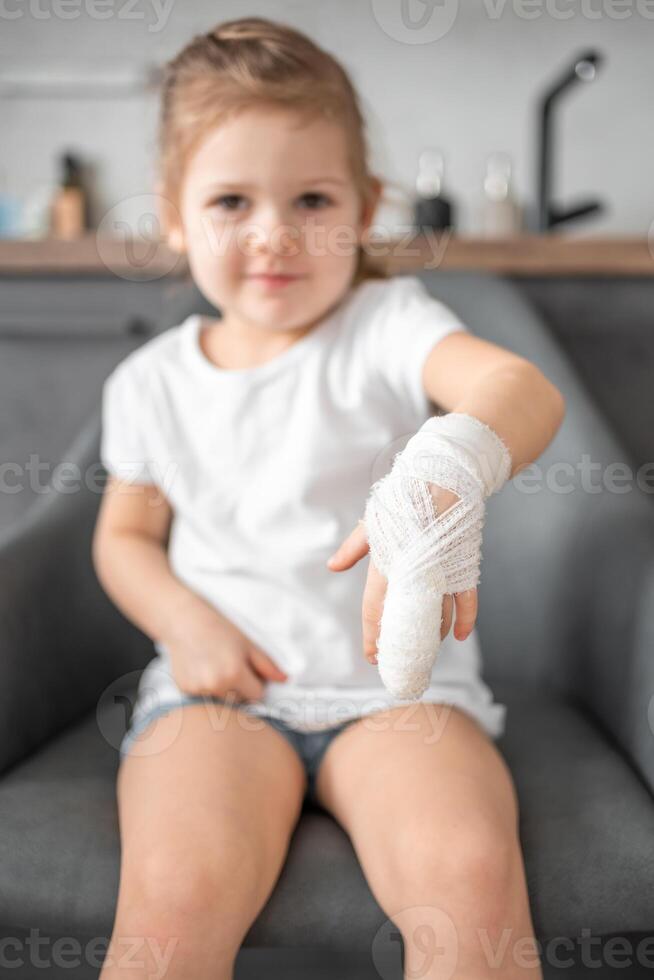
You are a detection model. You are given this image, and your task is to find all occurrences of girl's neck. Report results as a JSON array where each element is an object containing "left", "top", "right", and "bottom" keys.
[
  {"left": 201, "top": 282, "right": 356, "bottom": 370},
  {"left": 199, "top": 313, "right": 318, "bottom": 371}
]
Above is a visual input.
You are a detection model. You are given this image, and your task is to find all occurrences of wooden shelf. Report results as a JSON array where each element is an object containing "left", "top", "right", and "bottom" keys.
[
  {"left": 0, "top": 234, "right": 188, "bottom": 278},
  {"left": 0, "top": 233, "right": 652, "bottom": 277},
  {"left": 376, "top": 233, "right": 654, "bottom": 277}
]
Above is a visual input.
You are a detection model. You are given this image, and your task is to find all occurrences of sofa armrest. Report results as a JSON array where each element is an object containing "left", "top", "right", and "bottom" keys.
[
  {"left": 0, "top": 412, "right": 153, "bottom": 775},
  {"left": 572, "top": 507, "right": 654, "bottom": 797}
]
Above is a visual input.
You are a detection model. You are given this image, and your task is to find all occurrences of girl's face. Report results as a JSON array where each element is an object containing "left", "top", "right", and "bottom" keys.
[{"left": 165, "top": 106, "right": 380, "bottom": 336}]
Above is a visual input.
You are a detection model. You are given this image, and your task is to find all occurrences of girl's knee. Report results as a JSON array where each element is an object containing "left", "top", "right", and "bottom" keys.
[
  {"left": 391, "top": 813, "right": 520, "bottom": 912},
  {"left": 119, "top": 843, "right": 258, "bottom": 925}
]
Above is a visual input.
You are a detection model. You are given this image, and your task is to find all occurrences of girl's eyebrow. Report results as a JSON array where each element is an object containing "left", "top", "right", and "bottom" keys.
[{"left": 201, "top": 177, "right": 347, "bottom": 192}]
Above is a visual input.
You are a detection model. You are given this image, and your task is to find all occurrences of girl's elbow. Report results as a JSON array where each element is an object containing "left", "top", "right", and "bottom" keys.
[
  {"left": 545, "top": 380, "right": 566, "bottom": 438},
  {"left": 527, "top": 364, "right": 566, "bottom": 441},
  {"left": 552, "top": 384, "right": 566, "bottom": 426},
  {"left": 91, "top": 527, "right": 111, "bottom": 583}
]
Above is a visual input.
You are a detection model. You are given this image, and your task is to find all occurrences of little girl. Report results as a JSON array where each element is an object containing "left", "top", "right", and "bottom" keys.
[{"left": 94, "top": 17, "right": 563, "bottom": 980}]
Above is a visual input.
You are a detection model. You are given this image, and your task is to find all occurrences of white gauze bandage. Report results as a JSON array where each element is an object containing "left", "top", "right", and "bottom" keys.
[{"left": 362, "top": 412, "right": 512, "bottom": 700}]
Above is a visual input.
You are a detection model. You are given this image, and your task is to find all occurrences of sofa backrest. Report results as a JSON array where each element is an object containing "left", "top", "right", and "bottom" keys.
[{"left": 419, "top": 270, "right": 653, "bottom": 694}]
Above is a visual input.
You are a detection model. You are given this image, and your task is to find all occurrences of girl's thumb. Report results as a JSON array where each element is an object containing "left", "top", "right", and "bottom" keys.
[{"left": 327, "top": 519, "right": 369, "bottom": 571}]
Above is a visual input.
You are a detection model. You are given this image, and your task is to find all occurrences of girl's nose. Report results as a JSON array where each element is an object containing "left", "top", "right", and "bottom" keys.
[
  {"left": 246, "top": 218, "right": 298, "bottom": 258},
  {"left": 244, "top": 203, "right": 299, "bottom": 256}
]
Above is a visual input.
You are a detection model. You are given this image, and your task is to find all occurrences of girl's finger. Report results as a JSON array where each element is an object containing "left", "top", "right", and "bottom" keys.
[
  {"left": 248, "top": 645, "right": 289, "bottom": 681},
  {"left": 361, "top": 558, "right": 387, "bottom": 664},
  {"left": 453, "top": 588, "right": 478, "bottom": 640},
  {"left": 440, "top": 593, "right": 453, "bottom": 640}
]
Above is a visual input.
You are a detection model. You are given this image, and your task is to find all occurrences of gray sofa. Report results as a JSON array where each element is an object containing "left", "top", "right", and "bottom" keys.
[{"left": 1, "top": 270, "right": 653, "bottom": 979}]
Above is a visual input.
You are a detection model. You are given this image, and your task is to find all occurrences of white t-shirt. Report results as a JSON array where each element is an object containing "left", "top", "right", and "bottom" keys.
[{"left": 100, "top": 274, "right": 506, "bottom": 737}]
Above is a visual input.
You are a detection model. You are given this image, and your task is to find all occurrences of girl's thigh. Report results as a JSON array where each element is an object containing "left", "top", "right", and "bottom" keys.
[
  {"left": 115, "top": 701, "right": 307, "bottom": 915},
  {"left": 313, "top": 702, "right": 520, "bottom": 901}
]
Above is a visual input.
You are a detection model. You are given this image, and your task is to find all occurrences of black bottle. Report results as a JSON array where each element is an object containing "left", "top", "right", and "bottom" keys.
[{"left": 413, "top": 148, "right": 456, "bottom": 232}]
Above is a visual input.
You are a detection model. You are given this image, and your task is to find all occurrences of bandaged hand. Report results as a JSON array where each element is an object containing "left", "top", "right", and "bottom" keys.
[{"left": 327, "top": 413, "right": 512, "bottom": 701}]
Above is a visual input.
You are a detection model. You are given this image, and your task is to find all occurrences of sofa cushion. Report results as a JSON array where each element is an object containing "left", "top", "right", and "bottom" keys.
[{"left": 0, "top": 682, "right": 652, "bottom": 953}]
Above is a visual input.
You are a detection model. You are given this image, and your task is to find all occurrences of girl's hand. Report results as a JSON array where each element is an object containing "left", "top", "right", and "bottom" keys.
[
  {"left": 163, "top": 597, "right": 289, "bottom": 702},
  {"left": 326, "top": 485, "right": 478, "bottom": 665}
]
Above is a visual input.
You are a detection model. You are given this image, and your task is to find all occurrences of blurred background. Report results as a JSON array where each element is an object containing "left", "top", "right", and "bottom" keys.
[
  {"left": 2, "top": 9, "right": 654, "bottom": 974},
  {"left": 1, "top": 0, "right": 654, "bottom": 534},
  {"left": 1, "top": 1, "right": 652, "bottom": 236}
]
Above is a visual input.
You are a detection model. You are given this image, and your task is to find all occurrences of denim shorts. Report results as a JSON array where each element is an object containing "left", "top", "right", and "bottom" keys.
[{"left": 119, "top": 695, "right": 358, "bottom": 807}]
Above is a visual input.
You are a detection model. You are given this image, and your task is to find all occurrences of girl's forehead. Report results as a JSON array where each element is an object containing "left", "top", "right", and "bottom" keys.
[{"left": 187, "top": 109, "right": 350, "bottom": 174}]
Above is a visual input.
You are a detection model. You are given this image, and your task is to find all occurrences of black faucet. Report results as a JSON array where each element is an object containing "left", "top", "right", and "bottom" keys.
[{"left": 536, "top": 49, "right": 605, "bottom": 232}]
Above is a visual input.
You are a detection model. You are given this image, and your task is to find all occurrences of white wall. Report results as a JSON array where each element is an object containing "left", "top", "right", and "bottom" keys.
[{"left": 1, "top": 0, "right": 652, "bottom": 235}]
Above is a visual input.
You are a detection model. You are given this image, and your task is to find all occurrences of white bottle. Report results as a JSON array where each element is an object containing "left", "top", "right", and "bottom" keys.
[
  {"left": 477, "top": 153, "right": 523, "bottom": 237},
  {"left": 22, "top": 182, "right": 57, "bottom": 238}
]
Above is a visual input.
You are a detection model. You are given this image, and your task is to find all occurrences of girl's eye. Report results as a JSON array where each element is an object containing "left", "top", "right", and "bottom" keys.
[
  {"left": 299, "top": 192, "right": 331, "bottom": 209},
  {"left": 206, "top": 192, "right": 332, "bottom": 212},
  {"left": 209, "top": 195, "right": 248, "bottom": 211}
]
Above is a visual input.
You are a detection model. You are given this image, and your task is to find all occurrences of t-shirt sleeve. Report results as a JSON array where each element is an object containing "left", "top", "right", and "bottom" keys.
[
  {"left": 100, "top": 358, "right": 160, "bottom": 486},
  {"left": 365, "top": 275, "right": 469, "bottom": 418}
]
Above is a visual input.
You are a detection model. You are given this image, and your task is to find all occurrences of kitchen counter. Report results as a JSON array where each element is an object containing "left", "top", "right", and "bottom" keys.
[{"left": 0, "top": 233, "right": 652, "bottom": 277}]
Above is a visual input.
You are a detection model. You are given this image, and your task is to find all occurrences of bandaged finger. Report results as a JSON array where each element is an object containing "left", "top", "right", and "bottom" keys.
[{"left": 362, "top": 413, "right": 511, "bottom": 700}]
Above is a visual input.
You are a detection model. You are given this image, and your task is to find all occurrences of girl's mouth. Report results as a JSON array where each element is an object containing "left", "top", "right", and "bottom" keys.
[{"left": 248, "top": 274, "right": 303, "bottom": 288}]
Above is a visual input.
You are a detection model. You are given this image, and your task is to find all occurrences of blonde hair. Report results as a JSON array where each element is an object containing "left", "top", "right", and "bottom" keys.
[{"left": 158, "top": 16, "right": 389, "bottom": 288}]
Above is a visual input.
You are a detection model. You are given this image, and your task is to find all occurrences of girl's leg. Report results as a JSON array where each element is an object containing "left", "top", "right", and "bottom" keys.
[
  {"left": 101, "top": 701, "right": 307, "bottom": 980},
  {"left": 314, "top": 702, "right": 542, "bottom": 980}
]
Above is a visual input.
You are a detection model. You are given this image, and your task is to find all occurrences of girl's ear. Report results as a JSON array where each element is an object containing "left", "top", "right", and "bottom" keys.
[
  {"left": 361, "top": 176, "right": 384, "bottom": 235},
  {"left": 155, "top": 180, "right": 186, "bottom": 254},
  {"left": 166, "top": 223, "right": 186, "bottom": 255}
]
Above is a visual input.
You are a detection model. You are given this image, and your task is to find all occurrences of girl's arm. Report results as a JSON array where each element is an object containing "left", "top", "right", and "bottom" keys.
[
  {"left": 420, "top": 332, "right": 566, "bottom": 477},
  {"left": 92, "top": 477, "right": 289, "bottom": 699},
  {"left": 92, "top": 477, "right": 212, "bottom": 645},
  {"left": 328, "top": 334, "right": 566, "bottom": 667}
]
